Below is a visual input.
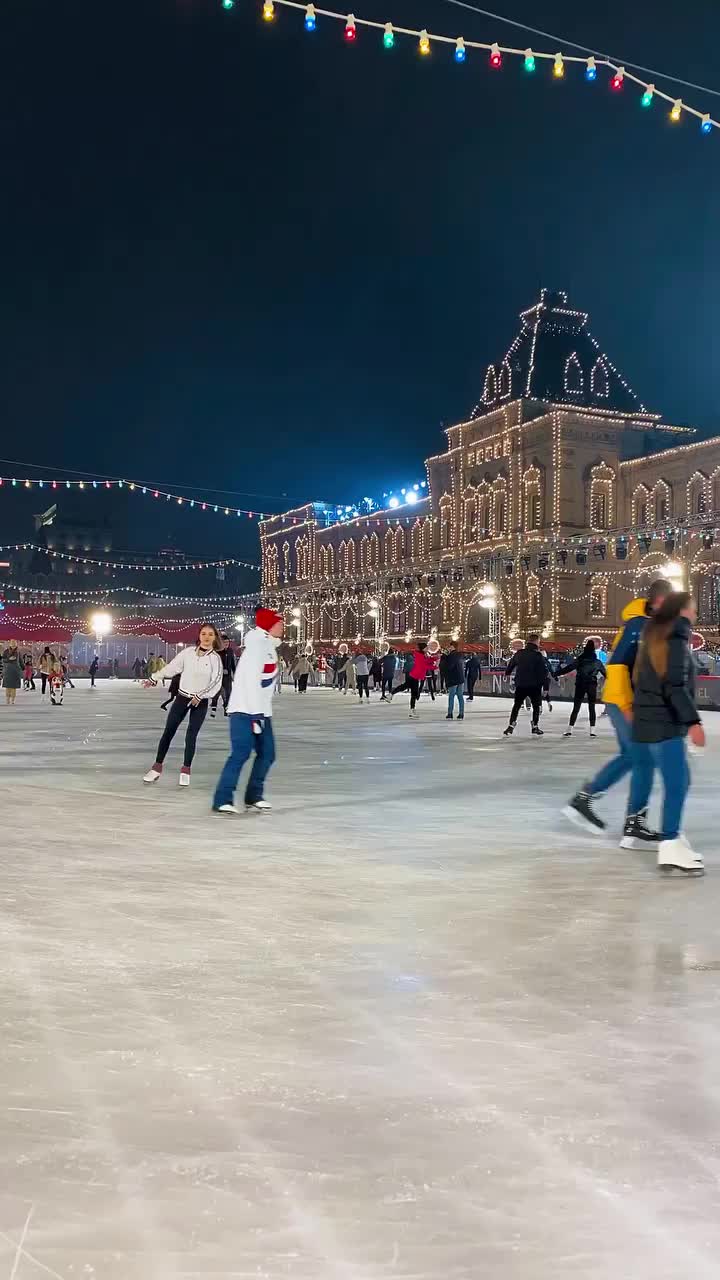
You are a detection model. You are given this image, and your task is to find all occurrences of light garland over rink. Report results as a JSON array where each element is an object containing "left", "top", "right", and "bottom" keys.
[
  {"left": 0, "top": 544, "right": 259, "bottom": 572},
  {"left": 0, "top": 474, "right": 269, "bottom": 520},
  {"left": 233, "top": 0, "right": 720, "bottom": 135},
  {"left": 1, "top": 582, "right": 260, "bottom": 604}
]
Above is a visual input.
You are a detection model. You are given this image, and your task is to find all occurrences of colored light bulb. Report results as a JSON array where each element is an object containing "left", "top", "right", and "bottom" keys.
[
  {"left": 304, "top": 4, "right": 315, "bottom": 29},
  {"left": 524, "top": 49, "right": 535, "bottom": 72},
  {"left": 455, "top": 37, "right": 466, "bottom": 62},
  {"left": 344, "top": 13, "right": 356, "bottom": 40},
  {"left": 553, "top": 52, "right": 564, "bottom": 78},
  {"left": 585, "top": 56, "right": 596, "bottom": 81},
  {"left": 641, "top": 84, "right": 654, "bottom": 107},
  {"left": 610, "top": 66, "right": 624, "bottom": 91},
  {"left": 383, "top": 21, "right": 394, "bottom": 48},
  {"left": 222, "top": 0, "right": 234, "bottom": 9},
  {"left": 262, "top": 0, "right": 274, "bottom": 19},
  {"left": 419, "top": 29, "right": 430, "bottom": 55},
  {"left": 670, "top": 98, "right": 682, "bottom": 122},
  {"left": 489, "top": 42, "right": 501, "bottom": 68},
  {"left": 701, "top": 114, "right": 712, "bottom": 134}
]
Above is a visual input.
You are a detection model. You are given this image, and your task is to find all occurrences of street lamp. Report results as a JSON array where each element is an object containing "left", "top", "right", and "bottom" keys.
[
  {"left": 235, "top": 613, "right": 247, "bottom": 643},
  {"left": 90, "top": 611, "right": 112, "bottom": 643},
  {"left": 660, "top": 561, "right": 685, "bottom": 590}
]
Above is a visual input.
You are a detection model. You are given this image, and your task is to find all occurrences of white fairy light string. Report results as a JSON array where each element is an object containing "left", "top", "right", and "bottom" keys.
[
  {"left": 0, "top": 543, "right": 259, "bottom": 572},
  {"left": 237, "top": 0, "right": 719, "bottom": 134}
]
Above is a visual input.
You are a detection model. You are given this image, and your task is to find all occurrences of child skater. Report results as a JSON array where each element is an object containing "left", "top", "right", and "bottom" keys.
[{"left": 143, "top": 625, "right": 223, "bottom": 787}]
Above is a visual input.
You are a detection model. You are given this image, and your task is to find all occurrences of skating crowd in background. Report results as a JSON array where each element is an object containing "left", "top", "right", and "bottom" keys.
[{"left": 1, "top": 580, "right": 706, "bottom": 877}]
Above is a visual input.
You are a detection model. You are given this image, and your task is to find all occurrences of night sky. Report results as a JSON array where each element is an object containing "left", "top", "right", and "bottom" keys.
[{"left": 1, "top": 0, "right": 718, "bottom": 571}]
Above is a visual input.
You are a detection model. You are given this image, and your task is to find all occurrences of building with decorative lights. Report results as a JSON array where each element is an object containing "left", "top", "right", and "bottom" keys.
[{"left": 260, "top": 289, "right": 720, "bottom": 651}]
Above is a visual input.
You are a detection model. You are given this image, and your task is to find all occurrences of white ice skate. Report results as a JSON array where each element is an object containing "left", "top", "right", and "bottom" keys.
[
  {"left": 179, "top": 769, "right": 191, "bottom": 787},
  {"left": 657, "top": 835, "right": 704, "bottom": 877},
  {"left": 246, "top": 799, "right": 272, "bottom": 813},
  {"left": 143, "top": 766, "right": 162, "bottom": 784},
  {"left": 214, "top": 803, "right": 240, "bottom": 815}
]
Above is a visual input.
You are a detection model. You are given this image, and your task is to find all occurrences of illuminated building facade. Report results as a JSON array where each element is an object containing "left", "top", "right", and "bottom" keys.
[{"left": 261, "top": 290, "right": 720, "bottom": 648}]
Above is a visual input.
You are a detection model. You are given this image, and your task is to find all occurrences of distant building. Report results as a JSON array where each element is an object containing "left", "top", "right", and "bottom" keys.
[
  {"left": 34, "top": 501, "right": 113, "bottom": 578},
  {"left": 260, "top": 289, "right": 720, "bottom": 647}
]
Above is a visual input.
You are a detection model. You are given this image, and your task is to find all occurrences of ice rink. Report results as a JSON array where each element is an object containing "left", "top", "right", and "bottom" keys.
[{"left": 2, "top": 679, "right": 720, "bottom": 1279}]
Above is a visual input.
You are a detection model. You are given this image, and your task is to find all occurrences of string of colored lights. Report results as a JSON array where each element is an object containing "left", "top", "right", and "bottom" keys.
[
  {"left": 0, "top": 475, "right": 270, "bottom": 519},
  {"left": 233, "top": 0, "right": 718, "bottom": 133},
  {"left": 1, "top": 582, "right": 259, "bottom": 604},
  {"left": 0, "top": 544, "right": 259, "bottom": 572}
]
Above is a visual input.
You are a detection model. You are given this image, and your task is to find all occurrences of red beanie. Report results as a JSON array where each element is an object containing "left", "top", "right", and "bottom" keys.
[{"left": 255, "top": 607, "right": 283, "bottom": 633}]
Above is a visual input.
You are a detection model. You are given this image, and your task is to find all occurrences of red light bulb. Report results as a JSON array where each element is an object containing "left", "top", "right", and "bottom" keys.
[
  {"left": 489, "top": 42, "right": 502, "bottom": 68},
  {"left": 610, "top": 66, "right": 624, "bottom": 90},
  {"left": 344, "top": 14, "right": 356, "bottom": 40}
]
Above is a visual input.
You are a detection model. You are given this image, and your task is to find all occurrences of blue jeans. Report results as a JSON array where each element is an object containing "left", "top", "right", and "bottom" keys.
[
  {"left": 586, "top": 703, "right": 633, "bottom": 797},
  {"left": 627, "top": 736, "right": 690, "bottom": 839},
  {"left": 213, "top": 713, "right": 276, "bottom": 809},
  {"left": 447, "top": 684, "right": 465, "bottom": 717}
]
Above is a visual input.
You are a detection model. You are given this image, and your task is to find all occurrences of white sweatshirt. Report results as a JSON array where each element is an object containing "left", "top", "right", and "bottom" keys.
[
  {"left": 151, "top": 646, "right": 223, "bottom": 701},
  {"left": 227, "top": 626, "right": 279, "bottom": 718}
]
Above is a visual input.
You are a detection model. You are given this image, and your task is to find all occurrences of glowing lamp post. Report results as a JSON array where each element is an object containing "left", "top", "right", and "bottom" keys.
[
  {"left": 478, "top": 584, "right": 501, "bottom": 668},
  {"left": 90, "top": 611, "right": 112, "bottom": 644},
  {"left": 235, "top": 613, "right": 246, "bottom": 644}
]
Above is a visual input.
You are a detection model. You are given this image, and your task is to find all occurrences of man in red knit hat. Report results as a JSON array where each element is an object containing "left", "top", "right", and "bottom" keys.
[{"left": 212, "top": 606, "right": 284, "bottom": 815}]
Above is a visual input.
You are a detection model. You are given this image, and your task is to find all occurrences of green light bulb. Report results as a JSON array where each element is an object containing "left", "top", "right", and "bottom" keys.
[
  {"left": 222, "top": 0, "right": 234, "bottom": 9},
  {"left": 524, "top": 54, "right": 535, "bottom": 72},
  {"left": 383, "top": 24, "right": 394, "bottom": 48},
  {"left": 641, "top": 91, "right": 652, "bottom": 107}
]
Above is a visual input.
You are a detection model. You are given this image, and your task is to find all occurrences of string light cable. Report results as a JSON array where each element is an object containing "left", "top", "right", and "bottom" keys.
[
  {"left": 243, "top": 0, "right": 719, "bottom": 132},
  {"left": 0, "top": 475, "right": 271, "bottom": 520},
  {"left": 0, "top": 544, "right": 259, "bottom": 572}
]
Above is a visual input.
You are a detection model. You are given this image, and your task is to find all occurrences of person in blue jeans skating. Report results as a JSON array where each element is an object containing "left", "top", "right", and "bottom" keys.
[
  {"left": 563, "top": 578, "right": 671, "bottom": 841},
  {"left": 213, "top": 607, "right": 284, "bottom": 816},
  {"left": 625, "top": 591, "right": 704, "bottom": 875}
]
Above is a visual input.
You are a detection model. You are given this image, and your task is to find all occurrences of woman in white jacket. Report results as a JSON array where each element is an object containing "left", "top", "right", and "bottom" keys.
[{"left": 143, "top": 625, "right": 223, "bottom": 787}]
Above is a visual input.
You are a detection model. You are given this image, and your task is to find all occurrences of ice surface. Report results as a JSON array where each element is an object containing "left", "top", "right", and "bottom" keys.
[{"left": 2, "top": 681, "right": 720, "bottom": 1278}]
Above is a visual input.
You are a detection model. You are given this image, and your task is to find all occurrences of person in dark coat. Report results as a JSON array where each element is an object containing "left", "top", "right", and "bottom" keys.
[
  {"left": 625, "top": 592, "right": 704, "bottom": 874},
  {"left": 558, "top": 641, "right": 606, "bottom": 737},
  {"left": 370, "top": 654, "right": 383, "bottom": 691},
  {"left": 380, "top": 649, "right": 396, "bottom": 700},
  {"left": 441, "top": 643, "right": 466, "bottom": 720},
  {"left": 466, "top": 653, "right": 481, "bottom": 700},
  {"left": 503, "top": 636, "right": 550, "bottom": 736},
  {"left": 89, "top": 655, "right": 99, "bottom": 687},
  {"left": 210, "top": 634, "right": 237, "bottom": 718}
]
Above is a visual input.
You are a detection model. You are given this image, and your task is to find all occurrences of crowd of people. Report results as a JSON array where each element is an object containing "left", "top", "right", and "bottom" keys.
[{"left": 2, "top": 579, "right": 707, "bottom": 877}]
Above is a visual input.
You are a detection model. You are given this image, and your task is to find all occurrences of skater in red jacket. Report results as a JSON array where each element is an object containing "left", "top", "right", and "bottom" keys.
[{"left": 391, "top": 642, "right": 437, "bottom": 718}]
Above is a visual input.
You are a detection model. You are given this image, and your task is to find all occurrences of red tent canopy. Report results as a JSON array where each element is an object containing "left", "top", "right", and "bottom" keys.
[{"left": 0, "top": 606, "right": 74, "bottom": 644}]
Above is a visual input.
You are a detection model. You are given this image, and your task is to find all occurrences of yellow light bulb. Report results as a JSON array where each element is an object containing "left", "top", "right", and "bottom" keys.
[
  {"left": 262, "top": 0, "right": 274, "bottom": 20},
  {"left": 419, "top": 28, "right": 430, "bottom": 55},
  {"left": 670, "top": 98, "right": 682, "bottom": 122},
  {"left": 553, "top": 52, "right": 564, "bottom": 78}
]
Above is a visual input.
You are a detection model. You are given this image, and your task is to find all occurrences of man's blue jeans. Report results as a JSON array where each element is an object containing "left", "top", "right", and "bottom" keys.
[
  {"left": 627, "top": 736, "right": 690, "bottom": 839},
  {"left": 213, "top": 713, "right": 276, "bottom": 809},
  {"left": 586, "top": 703, "right": 633, "bottom": 797},
  {"left": 447, "top": 684, "right": 465, "bottom": 717}
]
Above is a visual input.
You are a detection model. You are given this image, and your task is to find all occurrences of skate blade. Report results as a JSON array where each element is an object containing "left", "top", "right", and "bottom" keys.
[
  {"left": 620, "top": 836, "right": 658, "bottom": 851},
  {"left": 561, "top": 806, "right": 605, "bottom": 837},
  {"left": 659, "top": 863, "right": 705, "bottom": 877}
]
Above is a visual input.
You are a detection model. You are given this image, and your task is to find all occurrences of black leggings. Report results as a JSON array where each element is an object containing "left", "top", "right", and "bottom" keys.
[
  {"left": 509, "top": 687, "right": 542, "bottom": 726},
  {"left": 211, "top": 677, "right": 232, "bottom": 712},
  {"left": 297, "top": 673, "right": 309, "bottom": 693},
  {"left": 569, "top": 688, "right": 597, "bottom": 727},
  {"left": 357, "top": 675, "right": 370, "bottom": 699},
  {"left": 381, "top": 676, "right": 394, "bottom": 696},
  {"left": 155, "top": 695, "right": 209, "bottom": 768},
  {"left": 394, "top": 676, "right": 421, "bottom": 709}
]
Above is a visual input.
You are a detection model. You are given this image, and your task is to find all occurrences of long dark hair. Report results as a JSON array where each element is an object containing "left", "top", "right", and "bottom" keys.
[
  {"left": 196, "top": 623, "right": 222, "bottom": 652},
  {"left": 582, "top": 640, "right": 596, "bottom": 658},
  {"left": 640, "top": 591, "right": 691, "bottom": 678}
]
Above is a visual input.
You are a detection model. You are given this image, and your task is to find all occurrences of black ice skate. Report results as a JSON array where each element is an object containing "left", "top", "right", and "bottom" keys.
[
  {"left": 620, "top": 810, "right": 661, "bottom": 850},
  {"left": 531, "top": 724, "right": 544, "bottom": 736},
  {"left": 562, "top": 790, "right": 606, "bottom": 835}
]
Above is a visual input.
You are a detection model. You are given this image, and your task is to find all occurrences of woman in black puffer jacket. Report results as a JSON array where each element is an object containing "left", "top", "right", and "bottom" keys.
[
  {"left": 558, "top": 641, "right": 607, "bottom": 737},
  {"left": 626, "top": 592, "right": 704, "bottom": 875}
]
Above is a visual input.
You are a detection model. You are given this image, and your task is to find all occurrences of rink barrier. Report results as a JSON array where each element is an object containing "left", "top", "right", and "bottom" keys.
[{"left": 478, "top": 670, "right": 720, "bottom": 711}]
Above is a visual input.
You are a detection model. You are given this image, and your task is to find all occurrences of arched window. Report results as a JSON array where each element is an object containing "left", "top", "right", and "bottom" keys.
[
  {"left": 483, "top": 365, "right": 497, "bottom": 404},
  {"left": 589, "top": 462, "right": 615, "bottom": 531},
  {"left": 632, "top": 484, "right": 650, "bottom": 528},
  {"left": 713, "top": 470, "right": 720, "bottom": 515},
  {"left": 414, "top": 593, "right": 430, "bottom": 633},
  {"left": 389, "top": 594, "right": 406, "bottom": 634},
  {"left": 264, "top": 543, "right": 279, "bottom": 587},
  {"left": 590, "top": 577, "right": 608, "bottom": 618},
  {"left": 385, "top": 528, "right": 395, "bottom": 564},
  {"left": 523, "top": 466, "right": 542, "bottom": 532},
  {"left": 492, "top": 479, "right": 508, "bottom": 537},
  {"left": 440, "top": 498, "right": 452, "bottom": 551},
  {"left": 319, "top": 545, "right": 327, "bottom": 577},
  {"left": 498, "top": 360, "right": 511, "bottom": 398},
  {"left": 345, "top": 539, "right": 356, "bottom": 576},
  {"left": 368, "top": 532, "right": 379, "bottom": 570},
  {"left": 477, "top": 487, "right": 490, "bottom": 540},
  {"left": 527, "top": 572, "right": 540, "bottom": 617},
  {"left": 326, "top": 543, "right": 335, "bottom": 578},
  {"left": 564, "top": 353, "right": 583, "bottom": 395},
  {"left": 463, "top": 489, "right": 477, "bottom": 544},
  {"left": 590, "top": 358, "right": 609, "bottom": 398},
  {"left": 411, "top": 520, "right": 424, "bottom": 561},
  {"left": 688, "top": 472, "right": 709, "bottom": 518},
  {"left": 360, "top": 535, "right": 370, "bottom": 575},
  {"left": 394, "top": 526, "right": 405, "bottom": 563},
  {"left": 651, "top": 480, "right": 671, "bottom": 525},
  {"left": 338, "top": 540, "right": 347, "bottom": 575},
  {"left": 282, "top": 541, "right": 291, "bottom": 581},
  {"left": 295, "top": 536, "right": 309, "bottom": 580},
  {"left": 442, "top": 589, "right": 453, "bottom": 624}
]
